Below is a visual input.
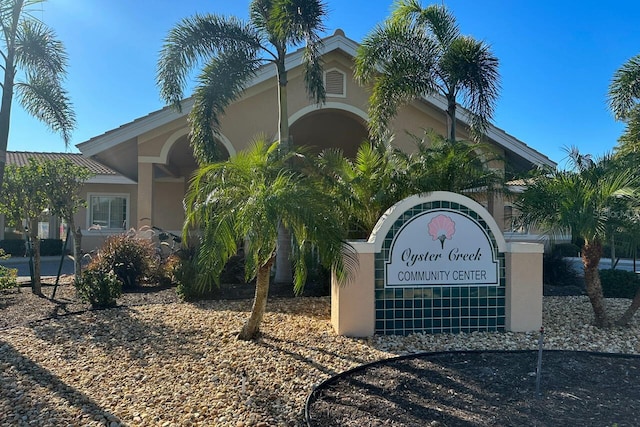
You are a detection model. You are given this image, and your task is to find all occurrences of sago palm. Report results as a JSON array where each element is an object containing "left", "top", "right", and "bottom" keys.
[
  {"left": 0, "top": 0, "right": 75, "bottom": 188},
  {"left": 183, "top": 139, "right": 353, "bottom": 340},
  {"left": 354, "top": 0, "right": 500, "bottom": 142},
  {"left": 400, "top": 131, "right": 506, "bottom": 198},
  {"left": 516, "top": 151, "right": 639, "bottom": 327},
  {"left": 156, "top": 0, "right": 327, "bottom": 163},
  {"left": 315, "top": 141, "right": 408, "bottom": 238}
]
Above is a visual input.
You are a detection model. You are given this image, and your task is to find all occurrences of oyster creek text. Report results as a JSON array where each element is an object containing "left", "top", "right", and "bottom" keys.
[{"left": 401, "top": 247, "right": 482, "bottom": 266}]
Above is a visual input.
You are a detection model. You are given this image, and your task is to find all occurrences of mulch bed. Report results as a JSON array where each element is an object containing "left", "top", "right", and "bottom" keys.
[{"left": 307, "top": 350, "right": 640, "bottom": 427}]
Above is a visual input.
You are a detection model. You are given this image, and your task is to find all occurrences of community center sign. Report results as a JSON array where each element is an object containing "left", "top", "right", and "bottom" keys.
[{"left": 385, "top": 209, "right": 499, "bottom": 287}]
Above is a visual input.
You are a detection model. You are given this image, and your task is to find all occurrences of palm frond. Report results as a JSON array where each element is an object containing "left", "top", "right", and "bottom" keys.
[
  {"left": 15, "top": 74, "right": 75, "bottom": 145},
  {"left": 156, "top": 14, "right": 262, "bottom": 110},
  {"left": 608, "top": 53, "right": 640, "bottom": 120},
  {"left": 442, "top": 36, "right": 500, "bottom": 140},
  {"left": 188, "top": 48, "right": 262, "bottom": 163},
  {"left": 15, "top": 19, "right": 67, "bottom": 77}
]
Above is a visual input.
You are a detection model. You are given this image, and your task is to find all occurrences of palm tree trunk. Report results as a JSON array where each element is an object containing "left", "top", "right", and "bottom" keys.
[
  {"left": 616, "top": 285, "right": 640, "bottom": 326},
  {"left": 447, "top": 95, "right": 456, "bottom": 141},
  {"left": 582, "top": 241, "right": 609, "bottom": 327},
  {"left": 238, "top": 257, "right": 274, "bottom": 340},
  {"left": 0, "top": 0, "right": 21, "bottom": 190},
  {"left": 274, "top": 57, "right": 293, "bottom": 284},
  {"left": 0, "top": 53, "right": 15, "bottom": 191}
]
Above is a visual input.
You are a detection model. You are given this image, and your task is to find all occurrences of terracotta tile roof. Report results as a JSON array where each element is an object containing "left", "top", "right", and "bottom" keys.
[{"left": 7, "top": 152, "right": 117, "bottom": 175}]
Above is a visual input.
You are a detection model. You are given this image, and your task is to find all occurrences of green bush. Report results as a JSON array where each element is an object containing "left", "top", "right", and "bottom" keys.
[
  {"left": 174, "top": 246, "right": 202, "bottom": 300},
  {"left": 552, "top": 243, "right": 580, "bottom": 258},
  {"left": 40, "top": 239, "right": 65, "bottom": 256},
  {"left": 543, "top": 251, "right": 582, "bottom": 287},
  {"left": 74, "top": 269, "right": 122, "bottom": 308},
  {"left": 0, "top": 249, "right": 18, "bottom": 291},
  {"left": 0, "top": 238, "right": 65, "bottom": 256},
  {"left": 90, "top": 234, "right": 156, "bottom": 289},
  {"left": 600, "top": 269, "right": 640, "bottom": 299},
  {"left": 0, "top": 239, "right": 25, "bottom": 256}
]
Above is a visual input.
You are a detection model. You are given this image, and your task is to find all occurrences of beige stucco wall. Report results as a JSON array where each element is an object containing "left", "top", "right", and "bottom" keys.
[
  {"left": 331, "top": 242, "right": 376, "bottom": 337},
  {"left": 505, "top": 242, "right": 544, "bottom": 332}
]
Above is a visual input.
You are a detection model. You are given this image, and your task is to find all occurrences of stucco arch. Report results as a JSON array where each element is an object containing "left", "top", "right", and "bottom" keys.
[
  {"left": 289, "top": 102, "right": 370, "bottom": 157},
  {"left": 141, "top": 127, "right": 236, "bottom": 164}
]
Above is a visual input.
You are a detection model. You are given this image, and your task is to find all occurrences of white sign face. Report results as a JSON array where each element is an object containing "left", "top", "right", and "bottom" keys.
[{"left": 385, "top": 209, "right": 499, "bottom": 287}]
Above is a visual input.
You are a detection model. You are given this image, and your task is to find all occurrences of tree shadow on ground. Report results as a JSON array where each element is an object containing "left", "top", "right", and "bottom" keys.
[{"left": 0, "top": 339, "right": 117, "bottom": 425}]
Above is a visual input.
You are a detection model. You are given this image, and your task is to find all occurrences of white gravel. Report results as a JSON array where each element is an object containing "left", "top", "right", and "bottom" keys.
[{"left": 1, "top": 295, "right": 639, "bottom": 427}]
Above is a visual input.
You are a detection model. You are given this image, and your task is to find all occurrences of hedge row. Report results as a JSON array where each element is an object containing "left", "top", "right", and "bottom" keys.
[{"left": 0, "top": 239, "right": 66, "bottom": 257}]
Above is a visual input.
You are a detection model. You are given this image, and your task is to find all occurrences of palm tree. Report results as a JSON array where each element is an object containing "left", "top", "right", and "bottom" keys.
[
  {"left": 315, "top": 133, "right": 506, "bottom": 239},
  {"left": 0, "top": 0, "right": 75, "bottom": 188},
  {"left": 516, "top": 150, "right": 639, "bottom": 327},
  {"left": 400, "top": 131, "right": 506, "bottom": 198},
  {"left": 354, "top": 0, "right": 500, "bottom": 142},
  {"left": 157, "top": 0, "right": 328, "bottom": 284},
  {"left": 608, "top": 53, "right": 640, "bottom": 154},
  {"left": 183, "top": 138, "right": 352, "bottom": 340},
  {"left": 156, "top": 0, "right": 327, "bottom": 162},
  {"left": 315, "top": 141, "right": 407, "bottom": 238}
]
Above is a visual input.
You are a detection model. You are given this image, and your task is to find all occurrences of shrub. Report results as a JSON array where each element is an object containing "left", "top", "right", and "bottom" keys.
[
  {"left": 0, "top": 249, "right": 18, "bottom": 291},
  {"left": 0, "top": 238, "right": 65, "bottom": 256},
  {"left": 543, "top": 251, "right": 582, "bottom": 287},
  {"left": 174, "top": 246, "right": 203, "bottom": 300},
  {"left": 74, "top": 269, "right": 122, "bottom": 308},
  {"left": 40, "top": 239, "right": 65, "bottom": 256},
  {"left": 600, "top": 269, "right": 640, "bottom": 299},
  {"left": 90, "top": 234, "right": 156, "bottom": 289},
  {"left": 0, "top": 239, "right": 25, "bottom": 256},
  {"left": 552, "top": 243, "right": 580, "bottom": 258}
]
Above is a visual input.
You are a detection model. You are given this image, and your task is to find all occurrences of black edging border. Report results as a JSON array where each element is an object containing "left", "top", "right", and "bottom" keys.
[{"left": 304, "top": 349, "right": 640, "bottom": 427}]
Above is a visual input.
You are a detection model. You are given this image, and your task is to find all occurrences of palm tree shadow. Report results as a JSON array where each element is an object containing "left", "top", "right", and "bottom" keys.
[
  {"left": 31, "top": 306, "right": 204, "bottom": 362},
  {"left": 0, "top": 338, "right": 117, "bottom": 423}
]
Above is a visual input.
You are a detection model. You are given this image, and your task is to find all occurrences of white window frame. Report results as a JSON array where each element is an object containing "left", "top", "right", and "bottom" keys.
[{"left": 87, "top": 193, "right": 130, "bottom": 231}]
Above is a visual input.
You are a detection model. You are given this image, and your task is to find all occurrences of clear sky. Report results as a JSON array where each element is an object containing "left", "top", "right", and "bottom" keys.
[{"left": 7, "top": 0, "right": 640, "bottom": 165}]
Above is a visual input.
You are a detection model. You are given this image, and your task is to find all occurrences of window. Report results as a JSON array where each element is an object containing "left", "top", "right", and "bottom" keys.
[{"left": 89, "top": 194, "right": 128, "bottom": 230}]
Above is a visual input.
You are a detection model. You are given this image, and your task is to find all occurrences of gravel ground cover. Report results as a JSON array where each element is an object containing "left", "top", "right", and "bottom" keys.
[{"left": 1, "top": 280, "right": 639, "bottom": 426}]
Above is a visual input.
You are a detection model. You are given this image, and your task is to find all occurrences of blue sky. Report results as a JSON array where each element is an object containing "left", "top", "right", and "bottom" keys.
[{"left": 7, "top": 0, "right": 640, "bottom": 165}]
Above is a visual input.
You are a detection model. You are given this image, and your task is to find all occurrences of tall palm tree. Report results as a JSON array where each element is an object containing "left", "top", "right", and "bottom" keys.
[
  {"left": 156, "top": 0, "right": 327, "bottom": 163},
  {"left": 608, "top": 53, "right": 640, "bottom": 155},
  {"left": 354, "top": 0, "right": 500, "bottom": 142},
  {"left": 516, "top": 151, "right": 639, "bottom": 327},
  {"left": 184, "top": 138, "right": 352, "bottom": 340},
  {"left": 157, "top": 0, "right": 328, "bottom": 284},
  {"left": 0, "top": 0, "right": 75, "bottom": 188}
]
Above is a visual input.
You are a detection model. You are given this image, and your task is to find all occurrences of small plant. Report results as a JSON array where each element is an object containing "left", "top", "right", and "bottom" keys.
[
  {"left": 600, "top": 269, "right": 640, "bottom": 299},
  {"left": 74, "top": 268, "right": 122, "bottom": 308},
  {"left": 174, "top": 245, "right": 202, "bottom": 300},
  {"left": 0, "top": 249, "right": 18, "bottom": 291},
  {"left": 90, "top": 233, "right": 156, "bottom": 289}
]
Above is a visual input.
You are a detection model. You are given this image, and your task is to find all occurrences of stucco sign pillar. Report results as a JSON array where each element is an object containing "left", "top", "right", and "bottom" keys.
[{"left": 331, "top": 191, "right": 543, "bottom": 337}]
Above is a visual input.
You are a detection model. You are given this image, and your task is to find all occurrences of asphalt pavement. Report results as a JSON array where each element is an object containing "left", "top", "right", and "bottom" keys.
[{"left": 0, "top": 255, "right": 75, "bottom": 278}]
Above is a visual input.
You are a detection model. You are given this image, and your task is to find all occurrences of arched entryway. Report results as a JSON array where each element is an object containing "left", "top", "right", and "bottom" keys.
[{"left": 290, "top": 106, "right": 369, "bottom": 158}]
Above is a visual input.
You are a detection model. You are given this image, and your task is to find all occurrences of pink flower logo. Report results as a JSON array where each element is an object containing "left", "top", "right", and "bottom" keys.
[{"left": 428, "top": 214, "right": 456, "bottom": 249}]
